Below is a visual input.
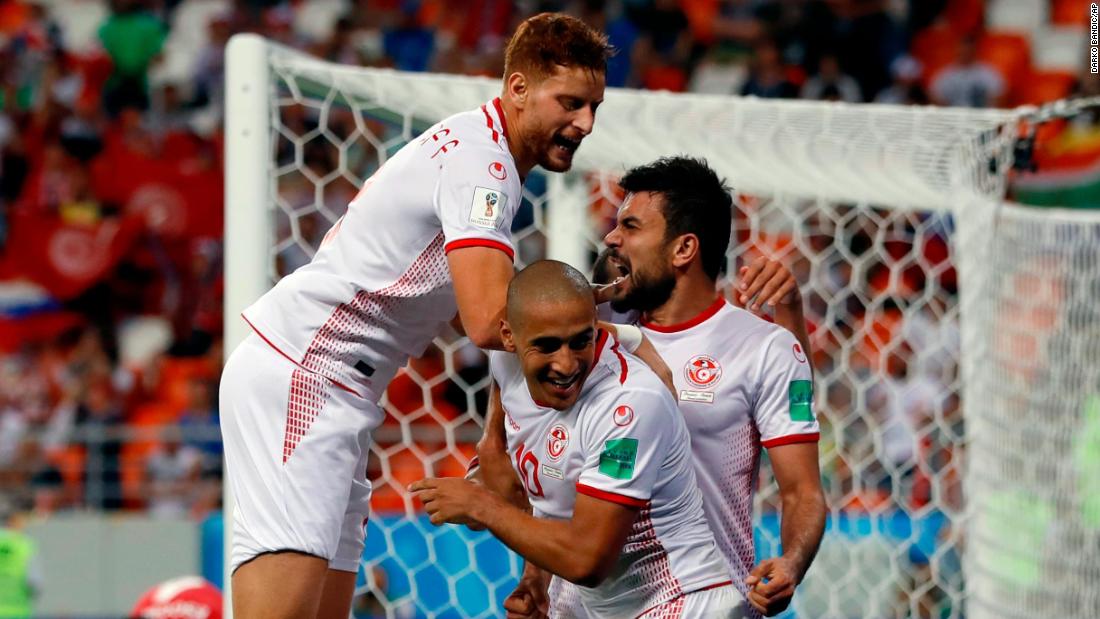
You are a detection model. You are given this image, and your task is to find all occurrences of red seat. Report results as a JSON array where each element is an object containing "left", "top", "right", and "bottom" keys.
[
  {"left": 912, "top": 26, "right": 962, "bottom": 86},
  {"left": 944, "top": 0, "right": 984, "bottom": 35},
  {"left": 1018, "top": 69, "right": 1077, "bottom": 104},
  {"left": 977, "top": 31, "right": 1032, "bottom": 102},
  {"left": 1052, "top": 0, "right": 1090, "bottom": 25}
]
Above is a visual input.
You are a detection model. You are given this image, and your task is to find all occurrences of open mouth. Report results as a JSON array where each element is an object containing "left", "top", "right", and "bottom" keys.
[
  {"left": 607, "top": 253, "right": 631, "bottom": 281},
  {"left": 544, "top": 371, "right": 582, "bottom": 399},
  {"left": 552, "top": 134, "right": 581, "bottom": 157}
]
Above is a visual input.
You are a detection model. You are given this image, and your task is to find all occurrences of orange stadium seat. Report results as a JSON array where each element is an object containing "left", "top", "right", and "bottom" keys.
[
  {"left": 46, "top": 444, "right": 86, "bottom": 490},
  {"left": 1052, "top": 0, "right": 1091, "bottom": 25},
  {"left": 1018, "top": 69, "right": 1077, "bottom": 104},
  {"left": 156, "top": 356, "right": 216, "bottom": 414},
  {"left": 977, "top": 31, "right": 1032, "bottom": 102},
  {"left": 120, "top": 403, "right": 180, "bottom": 506},
  {"left": 680, "top": 0, "right": 720, "bottom": 44},
  {"left": 912, "top": 26, "right": 962, "bottom": 86}
]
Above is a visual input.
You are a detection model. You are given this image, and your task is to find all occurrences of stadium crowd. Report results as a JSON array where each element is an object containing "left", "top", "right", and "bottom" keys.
[{"left": 0, "top": 0, "right": 1090, "bottom": 528}]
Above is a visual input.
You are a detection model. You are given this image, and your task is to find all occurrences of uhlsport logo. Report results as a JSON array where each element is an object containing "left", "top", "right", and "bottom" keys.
[
  {"left": 793, "top": 343, "right": 807, "bottom": 363},
  {"left": 613, "top": 405, "right": 634, "bottom": 427},
  {"left": 546, "top": 424, "right": 569, "bottom": 461},
  {"left": 488, "top": 161, "right": 507, "bottom": 180},
  {"left": 685, "top": 354, "right": 722, "bottom": 389}
]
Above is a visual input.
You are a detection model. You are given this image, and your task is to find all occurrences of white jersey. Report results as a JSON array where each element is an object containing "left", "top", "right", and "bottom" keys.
[
  {"left": 640, "top": 297, "right": 819, "bottom": 600},
  {"left": 243, "top": 98, "right": 521, "bottom": 398},
  {"left": 490, "top": 331, "right": 732, "bottom": 618}
]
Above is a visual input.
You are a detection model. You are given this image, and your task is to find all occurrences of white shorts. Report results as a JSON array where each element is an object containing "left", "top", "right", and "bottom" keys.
[
  {"left": 639, "top": 584, "right": 749, "bottom": 618},
  {"left": 550, "top": 580, "right": 748, "bottom": 619},
  {"left": 551, "top": 579, "right": 748, "bottom": 619},
  {"left": 220, "top": 332, "right": 383, "bottom": 573}
]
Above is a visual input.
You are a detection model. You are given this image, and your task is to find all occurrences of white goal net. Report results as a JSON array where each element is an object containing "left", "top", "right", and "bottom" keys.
[{"left": 224, "top": 34, "right": 1100, "bottom": 618}]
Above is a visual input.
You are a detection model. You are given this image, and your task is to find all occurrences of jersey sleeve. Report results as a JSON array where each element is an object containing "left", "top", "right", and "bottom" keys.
[
  {"left": 575, "top": 388, "right": 672, "bottom": 508},
  {"left": 754, "top": 329, "right": 820, "bottom": 448},
  {"left": 435, "top": 145, "right": 519, "bottom": 261},
  {"left": 487, "top": 350, "right": 513, "bottom": 385}
]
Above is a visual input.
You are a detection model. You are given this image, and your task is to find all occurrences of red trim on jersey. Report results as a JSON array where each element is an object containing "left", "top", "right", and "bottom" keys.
[
  {"left": 592, "top": 328, "right": 609, "bottom": 366},
  {"left": 492, "top": 97, "right": 510, "bottom": 140},
  {"left": 242, "top": 316, "right": 362, "bottom": 397},
  {"left": 444, "top": 238, "right": 515, "bottom": 261},
  {"left": 576, "top": 483, "right": 649, "bottom": 508},
  {"left": 761, "top": 432, "right": 820, "bottom": 448},
  {"left": 480, "top": 104, "right": 500, "bottom": 144},
  {"left": 611, "top": 341, "right": 628, "bottom": 384},
  {"left": 641, "top": 296, "right": 725, "bottom": 333},
  {"left": 466, "top": 455, "right": 480, "bottom": 475},
  {"left": 636, "top": 581, "right": 735, "bottom": 618}
]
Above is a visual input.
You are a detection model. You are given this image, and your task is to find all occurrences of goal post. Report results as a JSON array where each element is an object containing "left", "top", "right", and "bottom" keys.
[{"left": 223, "top": 35, "right": 1100, "bottom": 619}]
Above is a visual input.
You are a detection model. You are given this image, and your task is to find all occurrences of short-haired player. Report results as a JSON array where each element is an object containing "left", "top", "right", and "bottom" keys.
[{"left": 411, "top": 260, "right": 747, "bottom": 617}]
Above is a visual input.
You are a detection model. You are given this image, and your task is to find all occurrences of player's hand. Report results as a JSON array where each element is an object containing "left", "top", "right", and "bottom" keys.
[
  {"left": 409, "top": 477, "right": 488, "bottom": 528},
  {"left": 735, "top": 257, "right": 801, "bottom": 314},
  {"left": 744, "top": 556, "right": 799, "bottom": 616},
  {"left": 503, "top": 566, "right": 550, "bottom": 618}
]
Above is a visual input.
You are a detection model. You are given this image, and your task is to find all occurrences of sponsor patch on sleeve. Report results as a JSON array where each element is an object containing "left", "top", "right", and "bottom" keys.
[
  {"left": 468, "top": 186, "right": 507, "bottom": 229},
  {"left": 598, "top": 438, "right": 638, "bottom": 480},
  {"left": 788, "top": 380, "right": 814, "bottom": 421}
]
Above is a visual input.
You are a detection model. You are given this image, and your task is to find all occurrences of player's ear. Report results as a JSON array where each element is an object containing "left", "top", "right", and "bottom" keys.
[
  {"left": 501, "top": 320, "right": 517, "bottom": 352},
  {"left": 506, "top": 72, "right": 528, "bottom": 109},
  {"left": 670, "top": 233, "right": 699, "bottom": 269}
]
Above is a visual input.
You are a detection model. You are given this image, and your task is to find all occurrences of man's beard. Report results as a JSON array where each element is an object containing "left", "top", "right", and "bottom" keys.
[{"left": 611, "top": 266, "right": 676, "bottom": 314}]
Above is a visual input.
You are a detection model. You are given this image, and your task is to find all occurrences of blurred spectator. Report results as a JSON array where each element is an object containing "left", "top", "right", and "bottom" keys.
[
  {"left": 874, "top": 55, "right": 928, "bottom": 105},
  {"left": 98, "top": 0, "right": 167, "bottom": 116},
  {"left": 178, "top": 379, "right": 221, "bottom": 471},
  {"left": 77, "top": 380, "right": 125, "bottom": 509},
  {"left": 930, "top": 37, "right": 1005, "bottom": 108},
  {"left": 629, "top": 0, "right": 691, "bottom": 91},
  {"left": 145, "top": 426, "right": 202, "bottom": 518},
  {"left": 801, "top": 52, "right": 861, "bottom": 102},
  {"left": 383, "top": 3, "right": 435, "bottom": 72},
  {"left": 739, "top": 41, "right": 797, "bottom": 98}
]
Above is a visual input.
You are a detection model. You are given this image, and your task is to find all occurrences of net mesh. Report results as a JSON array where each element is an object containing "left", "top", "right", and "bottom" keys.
[
  {"left": 230, "top": 40, "right": 1100, "bottom": 618},
  {"left": 958, "top": 204, "right": 1100, "bottom": 619}
]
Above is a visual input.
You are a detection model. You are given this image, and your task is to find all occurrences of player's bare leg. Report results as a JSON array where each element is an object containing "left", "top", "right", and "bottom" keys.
[
  {"left": 315, "top": 569, "right": 358, "bottom": 619},
  {"left": 232, "top": 551, "right": 328, "bottom": 619}
]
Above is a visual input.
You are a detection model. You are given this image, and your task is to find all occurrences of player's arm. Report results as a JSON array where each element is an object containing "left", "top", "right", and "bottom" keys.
[
  {"left": 448, "top": 246, "right": 513, "bottom": 349},
  {"left": 437, "top": 144, "right": 520, "bottom": 350},
  {"left": 736, "top": 256, "right": 813, "bottom": 377},
  {"left": 745, "top": 443, "right": 825, "bottom": 616},
  {"left": 597, "top": 321, "right": 675, "bottom": 396},
  {"left": 771, "top": 443, "right": 825, "bottom": 578},
  {"left": 746, "top": 330, "right": 823, "bottom": 616},
  {"left": 410, "top": 478, "right": 637, "bottom": 587}
]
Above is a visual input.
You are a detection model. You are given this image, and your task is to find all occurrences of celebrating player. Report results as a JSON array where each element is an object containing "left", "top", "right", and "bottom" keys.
[
  {"left": 219, "top": 14, "right": 611, "bottom": 619},
  {"left": 411, "top": 260, "right": 747, "bottom": 617},
  {"left": 599, "top": 156, "right": 826, "bottom": 617},
  {"left": 483, "top": 157, "right": 827, "bottom": 618}
]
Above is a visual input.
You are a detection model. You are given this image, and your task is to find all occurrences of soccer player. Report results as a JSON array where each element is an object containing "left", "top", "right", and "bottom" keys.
[
  {"left": 219, "top": 14, "right": 613, "bottom": 619},
  {"left": 411, "top": 260, "right": 747, "bottom": 617},
  {"left": 485, "top": 157, "right": 827, "bottom": 618}
]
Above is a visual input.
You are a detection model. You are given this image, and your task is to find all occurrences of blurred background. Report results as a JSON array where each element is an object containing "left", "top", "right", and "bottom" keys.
[{"left": 0, "top": 0, "right": 1098, "bottom": 617}]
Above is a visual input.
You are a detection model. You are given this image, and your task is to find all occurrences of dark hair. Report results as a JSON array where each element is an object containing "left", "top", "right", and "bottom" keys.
[
  {"left": 618, "top": 156, "right": 733, "bottom": 280},
  {"left": 504, "top": 13, "right": 612, "bottom": 81}
]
